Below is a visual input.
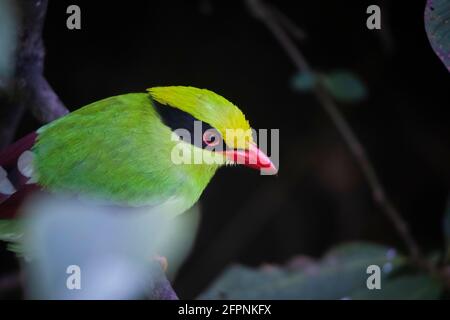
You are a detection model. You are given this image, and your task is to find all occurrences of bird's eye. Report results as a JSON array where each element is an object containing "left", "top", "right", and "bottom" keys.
[{"left": 203, "top": 129, "right": 220, "bottom": 147}]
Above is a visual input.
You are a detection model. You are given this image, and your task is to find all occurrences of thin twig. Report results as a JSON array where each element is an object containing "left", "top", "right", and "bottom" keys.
[
  {"left": 245, "top": 0, "right": 424, "bottom": 263},
  {"left": 265, "top": 2, "right": 307, "bottom": 41},
  {"left": 247, "top": 0, "right": 311, "bottom": 73}
]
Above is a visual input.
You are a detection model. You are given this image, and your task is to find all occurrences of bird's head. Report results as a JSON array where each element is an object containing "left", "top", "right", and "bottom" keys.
[{"left": 148, "top": 86, "right": 277, "bottom": 175}]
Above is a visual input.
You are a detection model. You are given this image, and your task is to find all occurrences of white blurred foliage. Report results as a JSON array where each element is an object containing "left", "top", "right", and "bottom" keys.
[
  {"left": 160, "top": 204, "right": 200, "bottom": 280},
  {"left": 19, "top": 193, "right": 199, "bottom": 299}
]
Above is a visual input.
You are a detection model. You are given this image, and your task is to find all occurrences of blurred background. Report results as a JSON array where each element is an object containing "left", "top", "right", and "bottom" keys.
[{"left": 1, "top": 0, "right": 449, "bottom": 299}]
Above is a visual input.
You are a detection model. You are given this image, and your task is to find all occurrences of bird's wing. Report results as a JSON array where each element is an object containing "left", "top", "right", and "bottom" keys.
[{"left": 32, "top": 93, "right": 183, "bottom": 208}]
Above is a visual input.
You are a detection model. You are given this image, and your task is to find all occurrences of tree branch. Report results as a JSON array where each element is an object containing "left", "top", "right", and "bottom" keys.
[
  {"left": 0, "top": 0, "right": 68, "bottom": 149},
  {"left": 15, "top": 0, "right": 68, "bottom": 123},
  {"left": 245, "top": 0, "right": 424, "bottom": 263}
]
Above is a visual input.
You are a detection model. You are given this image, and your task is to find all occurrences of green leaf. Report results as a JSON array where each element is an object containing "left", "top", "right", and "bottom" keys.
[
  {"left": 291, "top": 71, "right": 318, "bottom": 92},
  {"left": 200, "top": 242, "right": 406, "bottom": 300},
  {"left": 321, "top": 71, "right": 367, "bottom": 103},
  {"left": 351, "top": 274, "right": 442, "bottom": 300},
  {"left": 425, "top": 0, "right": 450, "bottom": 72}
]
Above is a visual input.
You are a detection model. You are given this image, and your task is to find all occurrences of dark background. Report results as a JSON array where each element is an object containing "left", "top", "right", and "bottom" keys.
[{"left": 1, "top": 0, "right": 450, "bottom": 298}]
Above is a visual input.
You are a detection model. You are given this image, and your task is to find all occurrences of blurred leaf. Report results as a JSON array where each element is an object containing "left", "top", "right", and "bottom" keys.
[
  {"left": 291, "top": 71, "right": 317, "bottom": 92},
  {"left": 159, "top": 203, "right": 201, "bottom": 279},
  {"left": 291, "top": 70, "right": 367, "bottom": 104},
  {"left": 200, "top": 242, "right": 406, "bottom": 299},
  {"left": 0, "top": 0, "right": 18, "bottom": 83},
  {"left": 20, "top": 193, "right": 184, "bottom": 299},
  {"left": 321, "top": 71, "right": 367, "bottom": 103},
  {"left": 425, "top": 0, "right": 450, "bottom": 72},
  {"left": 351, "top": 274, "right": 442, "bottom": 300}
]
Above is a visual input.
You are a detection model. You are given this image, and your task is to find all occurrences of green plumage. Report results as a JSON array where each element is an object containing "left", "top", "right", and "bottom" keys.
[
  {"left": 0, "top": 220, "right": 23, "bottom": 254},
  {"left": 0, "top": 86, "right": 254, "bottom": 254},
  {"left": 34, "top": 93, "right": 219, "bottom": 211}
]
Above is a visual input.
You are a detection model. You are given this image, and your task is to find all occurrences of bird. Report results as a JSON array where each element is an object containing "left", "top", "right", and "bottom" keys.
[{"left": 0, "top": 86, "right": 277, "bottom": 252}]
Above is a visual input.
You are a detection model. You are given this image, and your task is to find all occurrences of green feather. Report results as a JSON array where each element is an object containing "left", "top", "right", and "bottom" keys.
[
  {"left": 0, "top": 219, "right": 23, "bottom": 242},
  {"left": 1, "top": 87, "right": 249, "bottom": 254},
  {"left": 0, "top": 219, "right": 25, "bottom": 255},
  {"left": 33, "top": 93, "right": 219, "bottom": 213}
]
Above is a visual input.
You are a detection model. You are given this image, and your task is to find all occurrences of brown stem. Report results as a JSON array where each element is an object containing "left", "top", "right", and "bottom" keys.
[
  {"left": 245, "top": 0, "right": 424, "bottom": 262},
  {"left": 265, "top": 2, "right": 307, "bottom": 42}
]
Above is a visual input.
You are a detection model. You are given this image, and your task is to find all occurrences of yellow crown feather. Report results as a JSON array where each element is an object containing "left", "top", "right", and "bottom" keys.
[{"left": 148, "top": 86, "right": 253, "bottom": 149}]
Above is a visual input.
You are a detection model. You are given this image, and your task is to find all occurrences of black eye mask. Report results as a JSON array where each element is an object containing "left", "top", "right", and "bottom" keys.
[{"left": 151, "top": 97, "right": 224, "bottom": 149}]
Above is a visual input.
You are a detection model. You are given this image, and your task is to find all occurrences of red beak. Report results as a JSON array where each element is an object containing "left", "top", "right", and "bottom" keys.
[{"left": 222, "top": 143, "right": 278, "bottom": 175}]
